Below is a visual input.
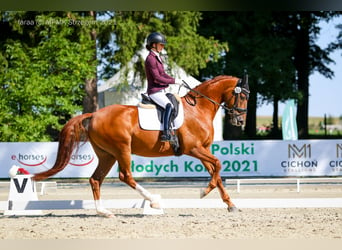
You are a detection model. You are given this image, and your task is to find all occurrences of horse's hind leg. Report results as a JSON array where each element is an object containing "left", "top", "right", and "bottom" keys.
[
  {"left": 89, "top": 148, "right": 116, "bottom": 217},
  {"left": 117, "top": 150, "right": 161, "bottom": 209}
]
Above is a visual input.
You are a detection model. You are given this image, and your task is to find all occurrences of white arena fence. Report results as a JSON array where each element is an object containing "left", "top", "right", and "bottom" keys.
[
  {"left": 2, "top": 198, "right": 342, "bottom": 212},
  {"left": 225, "top": 177, "right": 342, "bottom": 193},
  {"left": 1, "top": 175, "right": 342, "bottom": 215},
  {"left": 0, "top": 139, "right": 342, "bottom": 179}
]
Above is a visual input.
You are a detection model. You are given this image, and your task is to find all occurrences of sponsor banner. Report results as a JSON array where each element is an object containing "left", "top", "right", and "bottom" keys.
[
  {"left": 0, "top": 142, "right": 98, "bottom": 179},
  {"left": 0, "top": 140, "right": 341, "bottom": 178}
]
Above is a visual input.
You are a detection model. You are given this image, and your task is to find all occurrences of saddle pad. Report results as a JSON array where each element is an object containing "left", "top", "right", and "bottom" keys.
[{"left": 138, "top": 101, "right": 184, "bottom": 131}]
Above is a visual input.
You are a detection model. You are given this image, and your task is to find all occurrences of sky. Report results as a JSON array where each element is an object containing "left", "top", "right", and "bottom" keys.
[{"left": 257, "top": 16, "right": 342, "bottom": 118}]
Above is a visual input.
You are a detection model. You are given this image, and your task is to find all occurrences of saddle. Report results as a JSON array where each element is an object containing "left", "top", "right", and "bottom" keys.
[
  {"left": 137, "top": 93, "right": 183, "bottom": 155},
  {"left": 140, "top": 93, "right": 180, "bottom": 126}
]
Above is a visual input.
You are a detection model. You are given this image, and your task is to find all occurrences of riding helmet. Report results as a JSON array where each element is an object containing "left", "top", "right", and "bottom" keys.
[{"left": 146, "top": 32, "right": 167, "bottom": 48}]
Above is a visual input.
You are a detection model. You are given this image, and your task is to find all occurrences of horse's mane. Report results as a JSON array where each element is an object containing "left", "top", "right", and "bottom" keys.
[{"left": 193, "top": 75, "right": 236, "bottom": 92}]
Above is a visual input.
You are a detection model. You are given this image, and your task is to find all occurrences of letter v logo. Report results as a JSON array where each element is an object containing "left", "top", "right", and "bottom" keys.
[{"left": 13, "top": 178, "right": 28, "bottom": 193}]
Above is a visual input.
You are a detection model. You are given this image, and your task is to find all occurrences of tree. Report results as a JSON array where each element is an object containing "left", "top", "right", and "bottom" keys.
[
  {"left": 96, "top": 11, "right": 228, "bottom": 87},
  {"left": 285, "top": 12, "right": 339, "bottom": 138},
  {"left": 198, "top": 11, "right": 341, "bottom": 139},
  {"left": 0, "top": 11, "right": 227, "bottom": 142},
  {"left": 329, "top": 18, "right": 342, "bottom": 54},
  {"left": 197, "top": 12, "right": 296, "bottom": 138},
  {"left": 80, "top": 11, "right": 99, "bottom": 113},
  {"left": 0, "top": 11, "right": 95, "bottom": 141},
  {"left": 253, "top": 12, "right": 340, "bottom": 138}
]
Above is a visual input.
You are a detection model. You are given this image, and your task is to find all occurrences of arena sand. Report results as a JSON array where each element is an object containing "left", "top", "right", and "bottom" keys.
[{"left": 0, "top": 182, "right": 341, "bottom": 240}]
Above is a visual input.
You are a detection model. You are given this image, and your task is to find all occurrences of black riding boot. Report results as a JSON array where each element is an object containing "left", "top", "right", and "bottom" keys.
[{"left": 161, "top": 103, "right": 173, "bottom": 142}]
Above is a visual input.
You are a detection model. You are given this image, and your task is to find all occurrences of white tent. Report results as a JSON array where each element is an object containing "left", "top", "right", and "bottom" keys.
[{"left": 98, "top": 47, "right": 223, "bottom": 141}]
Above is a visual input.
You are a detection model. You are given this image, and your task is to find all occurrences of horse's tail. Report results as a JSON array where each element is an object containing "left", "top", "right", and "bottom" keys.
[{"left": 33, "top": 113, "right": 93, "bottom": 181}]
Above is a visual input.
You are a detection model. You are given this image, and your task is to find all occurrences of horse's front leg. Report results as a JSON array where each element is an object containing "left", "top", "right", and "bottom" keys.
[
  {"left": 201, "top": 160, "right": 237, "bottom": 212},
  {"left": 189, "top": 147, "right": 220, "bottom": 197},
  {"left": 216, "top": 176, "right": 237, "bottom": 212},
  {"left": 199, "top": 159, "right": 221, "bottom": 197},
  {"left": 199, "top": 160, "right": 218, "bottom": 199},
  {"left": 190, "top": 147, "right": 237, "bottom": 212}
]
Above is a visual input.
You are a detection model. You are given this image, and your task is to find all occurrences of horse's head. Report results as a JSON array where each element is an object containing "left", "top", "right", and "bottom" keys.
[
  {"left": 222, "top": 74, "right": 250, "bottom": 127},
  {"left": 182, "top": 75, "right": 249, "bottom": 127}
]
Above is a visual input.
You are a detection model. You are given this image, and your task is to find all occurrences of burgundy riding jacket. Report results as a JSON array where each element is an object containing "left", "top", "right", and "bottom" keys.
[{"left": 145, "top": 51, "right": 175, "bottom": 95}]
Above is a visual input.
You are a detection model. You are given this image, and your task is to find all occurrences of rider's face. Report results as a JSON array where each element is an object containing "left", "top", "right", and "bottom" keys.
[{"left": 154, "top": 43, "right": 164, "bottom": 53}]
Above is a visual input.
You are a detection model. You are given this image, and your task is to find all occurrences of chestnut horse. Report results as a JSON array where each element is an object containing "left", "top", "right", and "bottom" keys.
[{"left": 33, "top": 75, "right": 249, "bottom": 217}]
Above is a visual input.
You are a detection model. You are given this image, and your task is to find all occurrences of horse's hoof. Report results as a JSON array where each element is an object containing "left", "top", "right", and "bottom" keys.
[
  {"left": 97, "top": 212, "right": 115, "bottom": 218},
  {"left": 149, "top": 194, "right": 162, "bottom": 209},
  {"left": 200, "top": 188, "right": 207, "bottom": 199},
  {"left": 227, "top": 206, "right": 238, "bottom": 213},
  {"left": 150, "top": 202, "right": 161, "bottom": 209},
  {"left": 97, "top": 208, "right": 115, "bottom": 218}
]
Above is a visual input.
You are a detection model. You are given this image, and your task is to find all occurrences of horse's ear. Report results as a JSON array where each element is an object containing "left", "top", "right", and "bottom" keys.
[{"left": 242, "top": 70, "right": 249, "bottom": 89}]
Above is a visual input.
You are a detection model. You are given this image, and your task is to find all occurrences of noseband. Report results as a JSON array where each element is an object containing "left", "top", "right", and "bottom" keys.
[{"left": 225, "top": 79, "right": 250, "bottom": 116}]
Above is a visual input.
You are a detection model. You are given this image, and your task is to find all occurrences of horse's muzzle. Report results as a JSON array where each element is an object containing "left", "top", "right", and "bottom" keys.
[{"left": 231, "top": 115, "right": 245, "bottom": 127}]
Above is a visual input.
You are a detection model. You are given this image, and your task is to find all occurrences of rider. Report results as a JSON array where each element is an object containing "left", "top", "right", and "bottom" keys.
[{"left": 144, "top": 32, "right": 183, "bottom": 142}]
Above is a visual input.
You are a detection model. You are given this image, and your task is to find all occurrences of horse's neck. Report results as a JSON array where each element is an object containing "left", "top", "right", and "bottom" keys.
[
  {"left": 181, "top": 88, "right": 221, "bottom": 122},
  {"left": 181, "top": 77, "right": 237, "bottom": 121}
]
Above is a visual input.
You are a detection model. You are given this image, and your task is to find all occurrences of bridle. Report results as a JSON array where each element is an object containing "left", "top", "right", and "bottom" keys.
[
  {"left": 181, "top": 78, "right": 250, "bottom": 115},
  {"left": 226, "top": 78, "right": 250, "bottom": 116}
]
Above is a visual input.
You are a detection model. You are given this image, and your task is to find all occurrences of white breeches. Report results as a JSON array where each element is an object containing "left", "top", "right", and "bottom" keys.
[{"left": 149, "top": 91, "right": 173, "bottom": 109}]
